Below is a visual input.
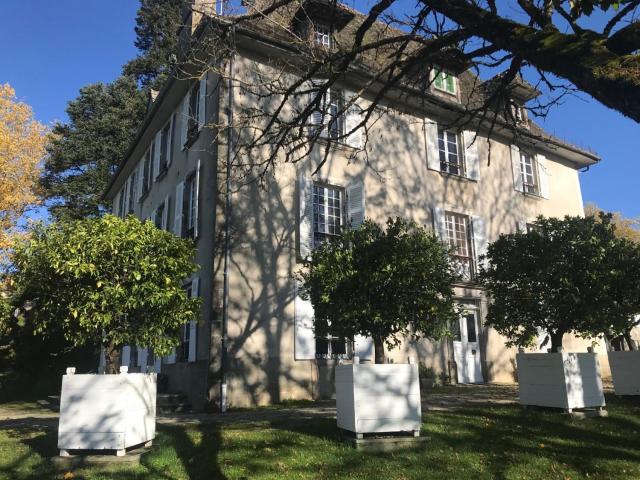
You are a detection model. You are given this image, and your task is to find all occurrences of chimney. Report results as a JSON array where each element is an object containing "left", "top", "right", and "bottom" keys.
[{"left": 190, "top": 0, "right": 217, "bottom": 33}]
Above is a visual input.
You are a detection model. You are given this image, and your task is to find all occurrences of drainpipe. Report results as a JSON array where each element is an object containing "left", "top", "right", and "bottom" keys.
[{"left": 220, "top": 30, "right": 235, "bottom": 413}]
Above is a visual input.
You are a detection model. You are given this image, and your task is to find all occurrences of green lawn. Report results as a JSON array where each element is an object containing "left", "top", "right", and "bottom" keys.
[{"left": 1, "top": 396, "right": 639, "bottom": 480}]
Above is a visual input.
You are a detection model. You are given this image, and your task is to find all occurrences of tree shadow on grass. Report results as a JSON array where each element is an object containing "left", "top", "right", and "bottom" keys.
[{"left": 155, "top": 424, "right": 227, "bottom": 480}]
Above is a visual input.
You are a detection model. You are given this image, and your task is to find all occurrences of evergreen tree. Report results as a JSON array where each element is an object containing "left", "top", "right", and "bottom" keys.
[
  {"left": 40, "top": 77, "right": 147, "bottom": 222},
  {"left": 123, "top": 0, "right": 187, "bottom": 90}
]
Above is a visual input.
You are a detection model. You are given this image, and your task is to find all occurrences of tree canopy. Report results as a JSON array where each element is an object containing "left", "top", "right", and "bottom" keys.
[
  {"left": 479, "top": 214, "right": 640, "bottom": 353},
  {"left": 10, "top": 215, "right": 201, "bottom": 373},
  {"left": 123, "top": 0, "right": 188, "bottom": 89},
  {"left": 299, "top": 217, "right": 459, "bottom": 364},
  {"left": 0, "top": 84, "right": 48, "bottom": 262},
  {"left": 40, "top": 77, "right": 147, "bottom": 222}
]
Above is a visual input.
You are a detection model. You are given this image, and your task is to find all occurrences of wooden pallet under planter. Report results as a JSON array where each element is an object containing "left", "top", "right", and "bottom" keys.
[{"left": 516, "top": 352, "right": 606, "bottom": 413}]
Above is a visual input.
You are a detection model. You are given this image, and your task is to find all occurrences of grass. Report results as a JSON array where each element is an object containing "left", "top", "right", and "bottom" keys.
[{"left": 0, "top": 395, "right": 638, "bottom": 480}]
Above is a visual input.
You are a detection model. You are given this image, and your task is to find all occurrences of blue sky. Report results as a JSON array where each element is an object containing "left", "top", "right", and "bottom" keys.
[{"left": 2, "top": 1, "right": 638, "bottom": 217}]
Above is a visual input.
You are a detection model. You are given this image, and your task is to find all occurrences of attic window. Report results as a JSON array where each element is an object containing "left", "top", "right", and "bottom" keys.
[
  {"left": 433, "top": 69, "right": 457, "bottom": 95},
  {"left": 313, "top": 22, "right": 333, "bottom": 48},
  {"left": 511, "top": 102, "right": 528, "bottom": 126}
]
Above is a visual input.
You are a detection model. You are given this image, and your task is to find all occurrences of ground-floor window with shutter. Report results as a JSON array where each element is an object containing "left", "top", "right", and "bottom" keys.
[
  {"left": 520, "top": 152, "right": 540, "bottom": 195},
  {"left": 445, "top": 211, "right": 474, "bottom": 281},
  {"left": 178, "top": 278, "right": 199, "bottom": 363},
  {"left": 312, "top": 183, "right": 343, "bottom": 248},
  {"left": 438, "top": 128, "right": 464, "bottom": 176}
]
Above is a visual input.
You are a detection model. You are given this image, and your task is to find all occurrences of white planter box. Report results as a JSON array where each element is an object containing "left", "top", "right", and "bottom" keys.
[
  {"left": 58, "top": 372, "right": 157, "bottom": 454},
  {"left": 609, "top": 350, "right": 640, "bottom": 395},
  {"left": 517, "top": 352, "right": 605, "bottom": 410},
  {"left": 335, "top": 362, "right": 421, "bottom": 436}
]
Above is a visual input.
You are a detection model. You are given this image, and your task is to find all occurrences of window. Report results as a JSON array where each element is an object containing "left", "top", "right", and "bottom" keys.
[
  {"left": 118, "top": 187, "right": 126, "bottom": 217},
  {"left": 127, "top": 172, "right": 137, "bottom": 214},
  {"left": 445, "top": 212, "right": 474, "bottom": 281},
  {"left": 438, "top": 128, "right": 464, "bottom": 176},
  {"left": 313, "top": 22, "right": 333, "bottom": 48},
  {"left": 183, "top": 172, "right": 198, "bottom": 238},
  {"left": 311, "top": 89, "right": 344, "bottom": 140},
  {"left": 187, "top": 82, "right": 200, "bottom": 140},
  {"left": 159, "top": 121, "right": 171, "bottom": 173},
  {"left": 154, "top": 201, "right": 165, "bottom": 229},
  {"left": 142, "top": 148, "right": 152, "bottom": 197},
  {"left": 520, "top": 152, "right": 539, "bottom": 195},
  {"left": 178, "top": 283, "right": 193, "bottom": 362},
  {"left": 511, "top": 103, "right": 528, "bottom": 125},
  {"left": 433, "top": 70, "right": 456, "bottom": 95},
  {"left": 315, "top": 337, "right": 348, "bottom": 360},
  {"left": 312, "top": 183, "right": 343, "bottom": 248}
]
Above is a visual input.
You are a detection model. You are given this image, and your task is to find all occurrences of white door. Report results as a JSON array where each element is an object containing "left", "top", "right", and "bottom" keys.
[{"left": 452, "top": 308, "right": 484, "bottom": 384}]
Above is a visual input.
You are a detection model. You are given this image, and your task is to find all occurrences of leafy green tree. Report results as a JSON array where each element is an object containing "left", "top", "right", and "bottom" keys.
[
  {"left": 40, "top": 77, "right": 147, "bottom": 222},
  {"left": 300, "top": 217, "right": 459, "bottom": 364},
  {"left": 123, "top": 0, "right": 187, "bottom": 89},
  {"left": 479, "top": 214, "right": 640, "bottom": 353},
  {"left": 11, "top": 215, "right": 200, "bottom": 373}
]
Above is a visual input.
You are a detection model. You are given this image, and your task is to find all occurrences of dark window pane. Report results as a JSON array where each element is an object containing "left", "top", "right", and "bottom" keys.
[{"left": 466, "top": 314, "right": 477, "bottom": 343}]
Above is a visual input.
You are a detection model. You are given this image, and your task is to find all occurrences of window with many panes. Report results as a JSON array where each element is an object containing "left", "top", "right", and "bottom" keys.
[
  {"left": 183, "top": 172, "right": 198, "bottom": 238},
  {"left": 438, "top": 128, "right": 464, "bottom": 176},
  {"left": 520, "top": 152, "right": 539, "bottom": 195},
  {"left": 187, "top": 83, "right": 200, "bottom": 139},
  {"left": 313, "top": 22, "right": 333, "bottom": 48},
  {"left": 444, "top": 212, "right": 474, "bottom": 281},
  {"left": 311, "top": 89, "right": 344, "bottom": 139},
  {"left": 178, "top": 283, "right": 193, "bottom": 362},
  {"left": 312, "top": 183, "right": 343, "bottom": 248},
  {"left": 433, "top": 70, "right": 456, "bottom": 95}
]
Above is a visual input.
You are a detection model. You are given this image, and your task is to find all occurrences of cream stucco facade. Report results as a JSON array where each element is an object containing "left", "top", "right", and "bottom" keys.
[{"left": 105, "top": 9, "right": 603, "bottom": 409}]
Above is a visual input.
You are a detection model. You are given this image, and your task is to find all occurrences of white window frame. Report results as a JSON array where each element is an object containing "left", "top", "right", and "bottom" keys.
[
  {"left": 313, "top": 22, "right": 333, "bottom": 48},
  {"left": 444, "top": 211, "right": 474, "bottom": 282},
  {"left": 520, "top": 151, "right": 540, "bottom": 196},
  {"left": 178, "top": 282, "right": 193, "bottom": 363},
  {"left": 312, "top": 182, "right": 344, "bottom": 249},
  {"left": 438, "top": 128, "right": 465, "bottom": 176}
]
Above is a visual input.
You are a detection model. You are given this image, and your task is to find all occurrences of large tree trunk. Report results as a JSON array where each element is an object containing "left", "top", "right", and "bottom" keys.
[
  {"left": 549, "top": 331, "right": 564, "bottom": 353},
  {"left": 624, "top": 330, "right": 638, "bottom": 351},
  {"left": 373, "top": 337, "right": 385, "bottom": 364},
  {"left": 104, "top": 342, "right": 121, "bottom": 374}
]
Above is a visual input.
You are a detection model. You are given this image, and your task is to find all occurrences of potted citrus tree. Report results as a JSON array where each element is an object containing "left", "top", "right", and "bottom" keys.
[
  {"left": 11, "top": 215, "right": 200, "bottom": 455},
  {"left": 479, "top": 214, "right": 640, "bottom": 412},
  {"left": 300, "top": 217, "right": 458, "bottom": 437}
]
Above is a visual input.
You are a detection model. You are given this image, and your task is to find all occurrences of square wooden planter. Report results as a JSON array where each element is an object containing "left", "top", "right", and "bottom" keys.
[
  {"left": 608, "top": 350, "right": 640, "bottom": 396},
  {"left": 516, "top": 352, "right": 605, "bottom": 411},
  {"left": 335, "top": 361, "right": 421, "bottom": 437},
  {"left": 57, "top": 371, "right": 157, "bottom": 455}
]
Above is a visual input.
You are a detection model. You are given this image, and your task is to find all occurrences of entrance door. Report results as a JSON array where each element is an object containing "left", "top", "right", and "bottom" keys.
[{"left": 452, "top": 307, "right": 484, "bottom": 384}]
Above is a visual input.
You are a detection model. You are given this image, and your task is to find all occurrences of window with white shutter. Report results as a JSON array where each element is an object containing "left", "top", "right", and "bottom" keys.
[
  {"left": 198, "top": 74, "right": 207, "bottom": 130},
  {"left": 471, "top": 215, "right": 488, "bottom": 273},
  {"left": 438, "top": 128, "right": 464, "bottom": 176},
  {"left": 536, "top": 154, "right": 550, "bottom": 199},
  {"left": 343, "top": 90, "right": 364, "bottom": 149},
  {"left": 153, "top": 131, "right": 161, "bottom": 181},
  {"left": 178, "top": 280, "right": 198, "bottom": 363},
  {"left": 298, "top": 176, "right": 314, "bottom": 259},
  {"left": 312, "top": 183, "right": 343, "bottom": 248},
  {"left": 346, "top": 181, "right": 365, "bottom": 229},
  {"left": 174, "top": 181, "right": 184, "bottom": 237},
  {"left": 308, "top": 86, "right": 344, "bottom": 140},
  {"left": 462, "top": 131, "right": 480, "bottom": 181},
  {"left": 510, "top": 144, "right": 524, "bottom": 192}
]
